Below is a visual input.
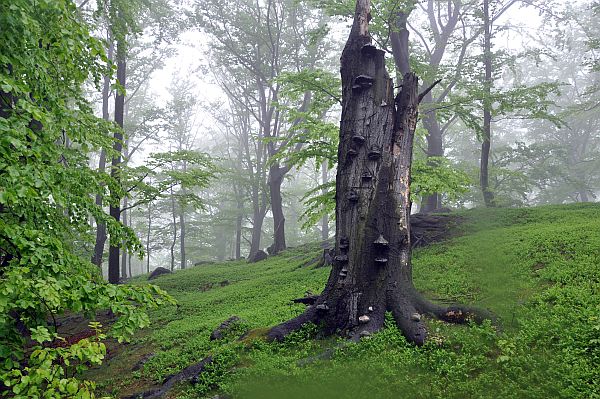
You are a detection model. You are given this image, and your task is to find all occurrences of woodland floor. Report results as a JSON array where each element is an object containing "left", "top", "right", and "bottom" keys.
[{"left": 84, "top": 203, "right": 600, "bottom": 399}]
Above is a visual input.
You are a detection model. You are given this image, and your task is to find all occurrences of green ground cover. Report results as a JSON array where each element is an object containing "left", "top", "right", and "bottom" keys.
[{"left": 89, "top": 203, "right": 600, "bottom": 399}]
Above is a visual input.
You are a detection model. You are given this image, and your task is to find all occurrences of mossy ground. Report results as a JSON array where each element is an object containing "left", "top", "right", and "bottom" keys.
[{"left": 88, "top": 203, "right": 600, "bottom": 399}]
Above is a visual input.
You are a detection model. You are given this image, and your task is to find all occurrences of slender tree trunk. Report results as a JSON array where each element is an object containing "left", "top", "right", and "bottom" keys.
[
  {"left": 249, "top": 208, "right": 265, "bottom": 257},
  {"left": 146, "top": 202, "right": 152, "bottom": 274},
  {"left": 92, "top": 38, "right": 113, "bottom": 268},
  {"left": 268, "top": 165, "right": 286, "bottom": 255},
  {"left": 179, "top": 211, "right": 186, "bottom": 269},
  {"left": 421, "top": 95, "right": 444, "bottom": 212},
  {"left": 321, "top": 160, "right": 329, "bottom": 241},
  {"left": 128, "top": 252, "right": 132, "bottom": 278},
  {"left": 108, "top": 43, "right": 126, "bottom": 284},
  {"left": 235, "top": 199, "right": 243, "bottom": 259},
  {"left": 121, "top": 197, "right": 128, "bottom": 279},
  {"left": 170, "top": 185, "right": 177, "bottom": 271},
  {"left": 480, "top": 0, "right": 494, "bottom": 207},
  {"left": 269, "top": 0, "right": 490, "bottom": 345},
  {"left": 390, "top": 11, "right": 410, "bottom": 76}
]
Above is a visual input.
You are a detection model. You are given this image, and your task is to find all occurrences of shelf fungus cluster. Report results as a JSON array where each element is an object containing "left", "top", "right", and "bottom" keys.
[
  {"left": 360, "top": 43, "right": 384, "bottom": 58},
  {"left": 352, "top": 74, "right": 374, "bottom": 91},
  {"left": 337, "top": 236, "right": 350, "bottom": 278},
  {"left": 373, "top": 234, "right": 389, "bottom": 265},
  {"left": 367, "top": 148, "right": 381, "bottom": 160}
]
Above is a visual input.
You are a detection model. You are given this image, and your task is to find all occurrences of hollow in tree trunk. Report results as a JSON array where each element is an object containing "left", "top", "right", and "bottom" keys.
[{"left": 268, "top": 0, "right": 491, "bottom": 345}]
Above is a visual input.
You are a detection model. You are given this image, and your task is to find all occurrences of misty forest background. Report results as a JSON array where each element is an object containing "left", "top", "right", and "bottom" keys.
[
  {"left": 53, "top": 0, "right": 600, "bottom": 279},
  {"left": 1, "top": 0, "right": 600, "bottom": 397}
]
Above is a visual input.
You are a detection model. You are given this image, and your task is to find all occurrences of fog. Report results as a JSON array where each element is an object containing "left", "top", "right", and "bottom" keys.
[{"left": 76, "top": 0, "right": 600, "bottom": 277}]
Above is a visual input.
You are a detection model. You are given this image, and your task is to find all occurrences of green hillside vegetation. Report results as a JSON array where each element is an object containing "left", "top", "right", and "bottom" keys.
[{"left": 89, "top": 204, "right": 600, "bottom": 399}]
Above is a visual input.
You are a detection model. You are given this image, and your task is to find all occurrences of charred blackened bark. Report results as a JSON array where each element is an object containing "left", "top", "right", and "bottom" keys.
[{"left": 268, "top": 0, "right": 491, "bottom": 345}]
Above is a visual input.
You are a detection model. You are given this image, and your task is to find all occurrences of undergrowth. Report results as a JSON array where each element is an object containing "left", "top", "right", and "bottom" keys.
[{"left": 89, "top": 203, "right": 600, "bottom": 399}]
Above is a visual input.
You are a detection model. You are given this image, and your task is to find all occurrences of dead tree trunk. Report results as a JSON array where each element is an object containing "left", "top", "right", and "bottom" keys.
[{"left": 268, "top": 0, "right": 490, "bottom": 345}]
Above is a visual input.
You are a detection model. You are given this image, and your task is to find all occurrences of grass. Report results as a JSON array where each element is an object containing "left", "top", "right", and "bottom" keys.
[{"left": 88, "top": 203, "right": 600, "bottom": 398}]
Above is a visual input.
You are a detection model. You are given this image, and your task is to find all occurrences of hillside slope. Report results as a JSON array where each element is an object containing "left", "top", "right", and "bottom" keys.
[{"left": 89, "top": 204, "right": 600, "bottom": 399}]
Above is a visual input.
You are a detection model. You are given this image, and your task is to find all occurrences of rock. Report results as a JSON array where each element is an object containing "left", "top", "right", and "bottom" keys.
[
  {"left": 248, "top": 249, "right": 268, "bottom": 263},
  {"left": 148, "top": 267, "right": 171, "bottom": 280},
  {"left": 359, "top": 330, "right": 371, "bottom": 338},
  {"left": 368, "top": 306, "right": 373, "bottom": 312},
  {"left": 210, "top": 316, "right": 243, "bottom": 341},
  {"left": 410, "top": 313, "right": 421, "bottom": 321},
  {"left": 358, "top": 315, "right": 370, "bottom": 324}
]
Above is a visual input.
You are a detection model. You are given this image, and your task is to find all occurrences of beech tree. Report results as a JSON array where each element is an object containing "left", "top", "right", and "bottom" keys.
[
  {"left": 269, "top": 0, "right": 488, "bottom": 344},
  {"left": 0, "top": 1, "right": 172, "bottom": 395},
  {"left": 195, "top": 0, "right": 330, "bottom": 258}
]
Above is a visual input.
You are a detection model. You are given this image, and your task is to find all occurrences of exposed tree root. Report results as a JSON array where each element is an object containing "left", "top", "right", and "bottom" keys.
[{"left": 269, "top": 290, "right": 495, "bottom": 346}]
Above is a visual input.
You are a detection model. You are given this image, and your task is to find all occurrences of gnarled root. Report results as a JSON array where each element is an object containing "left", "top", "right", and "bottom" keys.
[{"left": 268, "top": 292, "right": 495, "bottom": 346}]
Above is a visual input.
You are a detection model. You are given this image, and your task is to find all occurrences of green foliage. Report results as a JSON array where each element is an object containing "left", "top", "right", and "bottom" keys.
[
  {"left": 447, "top": 81, "right": 563, "bottom": 140},
  {"left": 88, "top": 204, "right": 600, "bottom": 399},
  {"left": 126, "top": 150, "right": 217, "bottom": 211},
  {"left": 271, "top": 69, "right": 341, "bottom": 170},
  {"left": 411, "top": 157, "right": 470, "bottom": 203},
  {"left": 0, "top": 1, "right": 173, "bottom": 397},
  {"left": 298, "top": 181, "right": 336, "bottom": 231}
]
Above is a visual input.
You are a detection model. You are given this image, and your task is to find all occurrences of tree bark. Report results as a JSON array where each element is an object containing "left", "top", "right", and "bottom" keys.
[
  {"left": 321, "top": 160, "right": 329, "bottom": 241},
  {"left": 390, "top": 11, "right": 410, "bottom": 76},
  {"left": 179, "top": 211, "right": 186, "bottom": 269},
  {"left": 108, "top": 43, "right": 126, "bottom": 284},
  {"left": 146, "top": 201, "right": 152, "bottom": 274},
  {"left": 169, "top": 185, "right": 177, "bottom": 271},
  {"left": 249, "top": 207, "right": 265, "bottom": 258},
  {"left": 179, "top": 160, "right": 187, "bottom": 269},
  {"left": 121, "top": 197, "right": 128, "bottom": 279},
  {"left": 235, "top": 198, "right": 243, "bottom": 259},
  {"left": 268, "top": 0, "right": 490, "bottom": 345},
  {"left": 91, "top": 37, "right": 113, "bottom": 268},
  {"left": 480, "top": 0, "right": 495, "bottom": 207},
  {"left": 268, "top": 165, "right": 286, "bottom": 255}
]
